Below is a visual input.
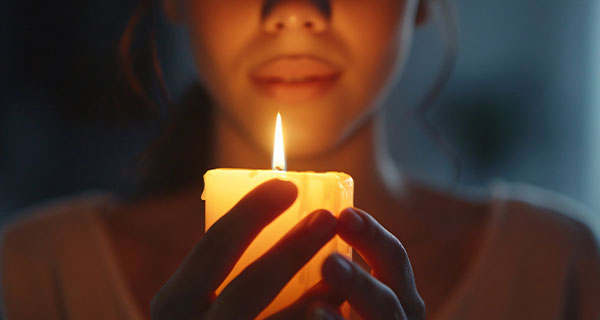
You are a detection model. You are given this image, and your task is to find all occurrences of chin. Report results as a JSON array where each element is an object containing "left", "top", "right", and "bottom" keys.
[
  {"left": 286, "top": 137, "right": 338, "bottom": 159},
  {"left": 244, "top": 116, "right": 342, "bottom": 161},
  {"left": 281, "top": 121, "right": 344, "bottom": 159},
  {"left": 227, "top": 85, "right": 358, "bottom": 159}
]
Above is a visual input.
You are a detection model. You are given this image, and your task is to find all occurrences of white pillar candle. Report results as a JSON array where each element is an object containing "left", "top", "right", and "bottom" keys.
[{"left": 202, "top": 114, "right": 354, "bottom": 318}]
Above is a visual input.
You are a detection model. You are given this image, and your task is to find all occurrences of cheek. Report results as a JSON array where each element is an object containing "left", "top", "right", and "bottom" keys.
[
  {"left": 184, "top": 1, "right": 277, "bottom": 153},
  {"left": 185, "top": 1, "right": 258, "bottom": 99},
  {"left": 180, "top": 0, "right": 415, "bottom": 157},
  {"left": 335, "top": 0, "right": 408, "bottom": 112}
]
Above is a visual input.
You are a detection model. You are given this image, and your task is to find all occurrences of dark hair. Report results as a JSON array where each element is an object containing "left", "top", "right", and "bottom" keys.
[
  {"left": 416, "top": 0, "right": 462, "bottom": 189},
  {"left": 118, "top": 0, "right": 215, "bottom": 200},
  {"left": 118, "top": 0, "right": 461, "bottom": 199}
]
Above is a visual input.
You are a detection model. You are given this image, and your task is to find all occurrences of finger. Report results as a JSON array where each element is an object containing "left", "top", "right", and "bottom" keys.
[
  {"left": 266, "top": 281, "right": 344, "bottom": 320},
  {"left": 305, "top": 303, "right": 345, "bottom": 320},
  {"left": 207, "top": 209, "right": 338, "bottom": 319},
  {"left": 322, "top": 254, "right": 407, "bottom": 320},
  {"left": 152, "top": 179, "right": 297, "bottom": 317},
  {"left": 336, "top": 207, "right": 425, "bottom": 316}
]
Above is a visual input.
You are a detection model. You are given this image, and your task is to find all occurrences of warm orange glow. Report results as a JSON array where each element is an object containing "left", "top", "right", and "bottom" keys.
[
  {"left": 202, "top": 111, "right": 354, "bottom": 318},
  {"left": 272, "top": 113, "right": 286, "bottom": 171}
]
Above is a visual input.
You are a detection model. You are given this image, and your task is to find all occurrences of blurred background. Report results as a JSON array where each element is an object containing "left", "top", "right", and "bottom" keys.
[{"left": 1, "top": 0, "right": 599, "bottom": 225}]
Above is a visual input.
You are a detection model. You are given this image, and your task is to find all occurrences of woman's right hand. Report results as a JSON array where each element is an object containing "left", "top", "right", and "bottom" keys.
[{"left": 150, "top": 179, "right": 340, "bottom": 320}]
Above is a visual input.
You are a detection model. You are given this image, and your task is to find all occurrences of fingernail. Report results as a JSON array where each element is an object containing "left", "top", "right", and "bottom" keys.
[
  {"left": 322, "top": 254, "right": 353, "bottom": 284},
  {"left": 308, "top": 210, "right": 337, "bottom": 238},
  {"left": 309, "top": 307, "right": 338, "bottom": 320},
  {"left": 340, "top": 208, "right": 364, "bottom": 232}
]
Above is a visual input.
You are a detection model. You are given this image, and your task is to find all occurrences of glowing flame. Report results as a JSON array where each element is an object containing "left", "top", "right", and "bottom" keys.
[{"left": 272, "top": 113, "right": 286, "bottom": 171}]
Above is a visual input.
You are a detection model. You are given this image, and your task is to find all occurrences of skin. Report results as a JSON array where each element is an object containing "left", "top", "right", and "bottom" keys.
[
  {"left": 101, "top": 0, "right": 490, "bottom": 319},
  {"left": 171, "top": 0, "right": 423, "bottom": 157}
]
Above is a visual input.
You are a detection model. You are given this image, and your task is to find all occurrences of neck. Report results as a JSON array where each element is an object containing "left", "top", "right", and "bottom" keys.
[{"left": 211, "top": 111, "right": 408, "bottom": 215}]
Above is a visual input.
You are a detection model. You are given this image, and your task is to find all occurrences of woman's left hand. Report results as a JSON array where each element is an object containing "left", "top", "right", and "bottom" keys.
[{"left": 270, "top": 207, "right": 425, "bottom": 320}]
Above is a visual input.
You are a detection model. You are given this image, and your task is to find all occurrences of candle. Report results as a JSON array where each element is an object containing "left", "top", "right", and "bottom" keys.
[{"left": 202, "top": 113, "right": 354, "bottom": 319}]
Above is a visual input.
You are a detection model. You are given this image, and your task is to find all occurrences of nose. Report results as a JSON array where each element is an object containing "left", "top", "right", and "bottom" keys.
[{"left": 262, "top": 0, "right": 331, "bottom": 34}]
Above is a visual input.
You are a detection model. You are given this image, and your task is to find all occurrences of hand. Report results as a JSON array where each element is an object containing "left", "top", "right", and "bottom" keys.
[
  {"left": 308, "top": 208, "right": 426, "bottom": 320},
  {"left": 151, "top": 179, "right": 339, "bottom": 320}
]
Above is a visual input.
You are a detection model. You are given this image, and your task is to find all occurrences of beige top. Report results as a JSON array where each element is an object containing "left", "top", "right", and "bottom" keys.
[{"left": 1, "top": 181, "right": 599, "bottom": 320}]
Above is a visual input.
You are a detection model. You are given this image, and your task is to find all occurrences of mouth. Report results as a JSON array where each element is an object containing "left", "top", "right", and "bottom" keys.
[{"left": 249, "top": 55, "right": 343, "bottom": 102}]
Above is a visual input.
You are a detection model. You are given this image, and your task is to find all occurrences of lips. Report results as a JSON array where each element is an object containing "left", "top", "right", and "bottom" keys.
[{"left": 249, "top": 55, "right": 343, "bottom": 101}]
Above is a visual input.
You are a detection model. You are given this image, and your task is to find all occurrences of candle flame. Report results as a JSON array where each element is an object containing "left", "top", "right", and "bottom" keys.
[{"left": 272, "top": 113, "right": 286, "bottom": 171}]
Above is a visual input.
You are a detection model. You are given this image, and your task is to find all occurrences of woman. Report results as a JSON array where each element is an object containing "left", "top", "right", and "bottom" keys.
[{"left": 2, "top": 0, "right": 599, "bottom": 319}]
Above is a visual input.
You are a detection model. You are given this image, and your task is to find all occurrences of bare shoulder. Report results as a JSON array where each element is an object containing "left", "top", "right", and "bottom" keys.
[
  {"left": 486, "top": 181, "right": 600, "bottom": 313},
  {"left": 410, "top": 180, "right": 599, "bottom": 248},
  {"left": 490, "top": 181, "right": 600, "bottom": 247},
  {"left": 1, "top": 193, "right": 115, "bottom": 257},
  {"left": 1, "top": 193, "right": 116, "bottom": 318}
]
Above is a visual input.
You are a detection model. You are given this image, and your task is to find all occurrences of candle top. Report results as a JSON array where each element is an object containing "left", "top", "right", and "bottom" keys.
[
  {"left": 204, "top": 168, "right": 352, "bottom": 179},
  {"left": 202, "top": 113, "right": 354, "bottom": 202},
  {"left": 201, "top": 168, "right": 354, "bottom": 201}
]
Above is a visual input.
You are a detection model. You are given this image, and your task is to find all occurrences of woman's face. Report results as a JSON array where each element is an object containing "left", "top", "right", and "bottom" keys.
[{"left": 168, "top": 0, "right": 425, "bottom": 157}]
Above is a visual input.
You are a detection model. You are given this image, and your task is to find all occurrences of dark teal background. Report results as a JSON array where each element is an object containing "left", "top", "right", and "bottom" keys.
[{"left": 1, "top": 0, "right": 599, "bottom": 223}]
